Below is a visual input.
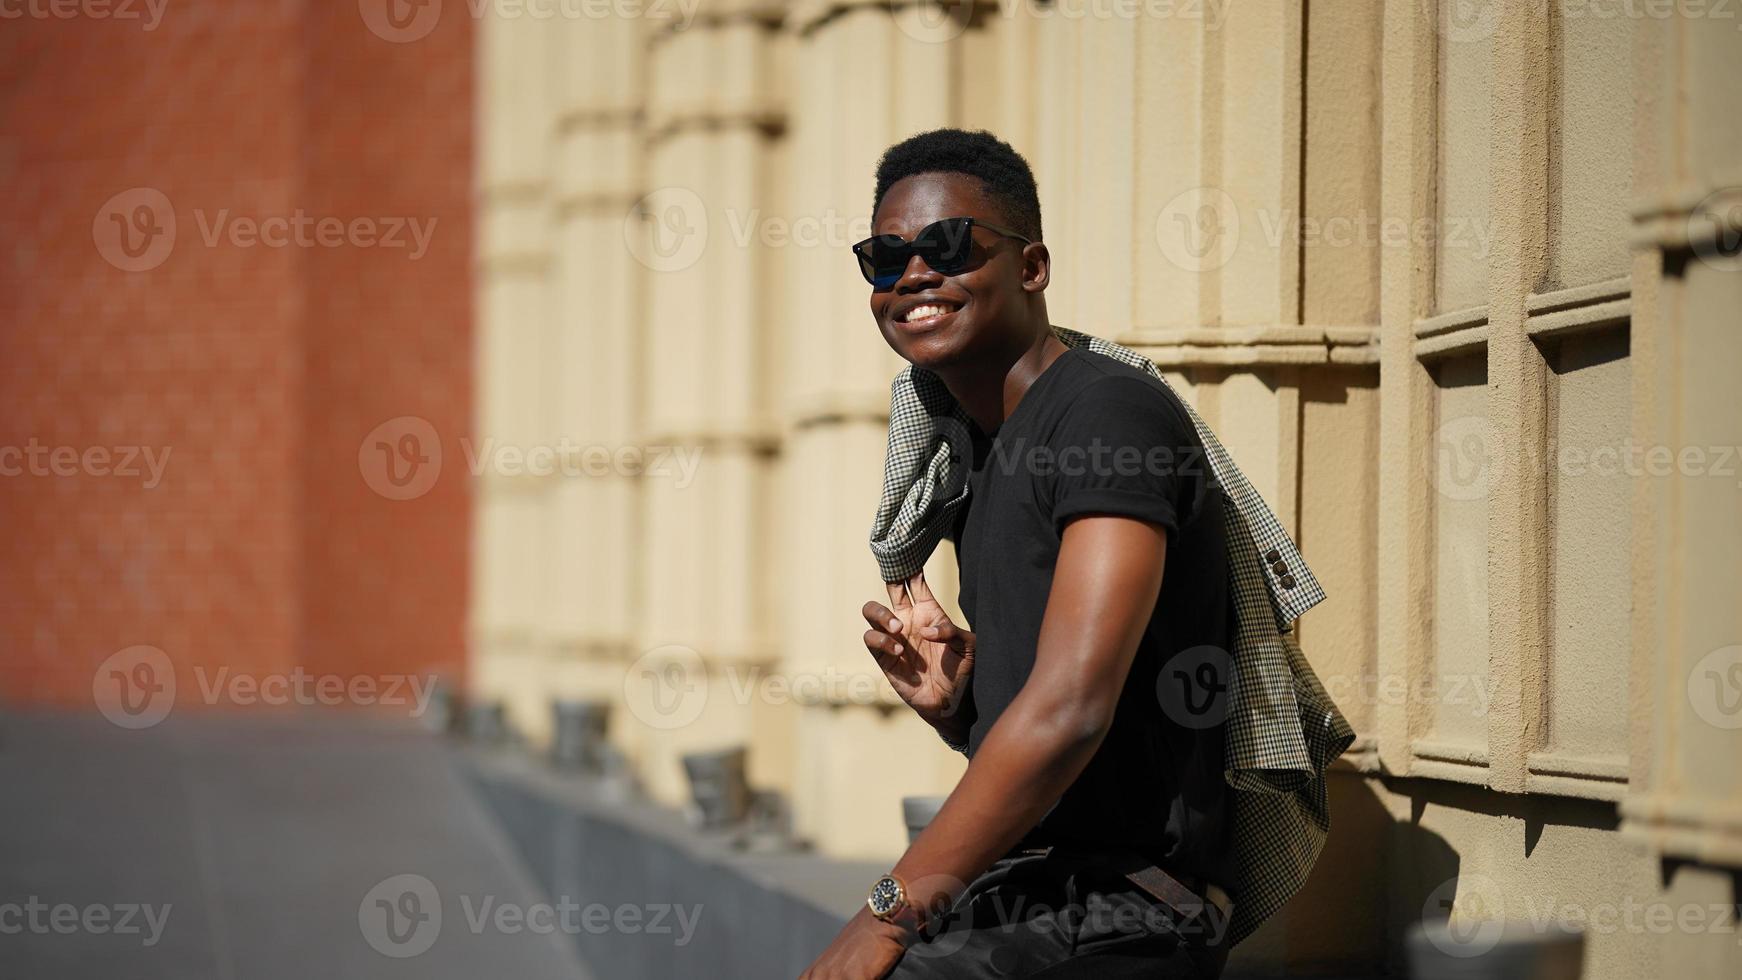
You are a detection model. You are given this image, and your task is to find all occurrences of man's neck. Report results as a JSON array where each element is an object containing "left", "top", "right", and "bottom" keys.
[{"left": 933, "top": 326, "right": 1070, "bottom": 436}]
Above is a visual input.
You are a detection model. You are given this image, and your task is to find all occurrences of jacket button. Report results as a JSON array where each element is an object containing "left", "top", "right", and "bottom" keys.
[
  {"left": 1264, "top": 549, "right": 1281, "bottom": 563},
  {"left": 1271, "top": 561, "right": 1288, "bottom": 577},
  {"left": 1280, "top": 574, "right": 1297, "bottom": 590}
]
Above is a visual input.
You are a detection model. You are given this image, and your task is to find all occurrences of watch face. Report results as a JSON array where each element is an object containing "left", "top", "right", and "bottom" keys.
[{"left": 868, "top": 875, "right": 903, "bottom": 918}]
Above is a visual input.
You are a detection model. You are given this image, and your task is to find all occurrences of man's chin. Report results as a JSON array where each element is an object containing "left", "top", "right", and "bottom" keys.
[{"left": 891, "top": 328, "right": 975, "bottom": 372}]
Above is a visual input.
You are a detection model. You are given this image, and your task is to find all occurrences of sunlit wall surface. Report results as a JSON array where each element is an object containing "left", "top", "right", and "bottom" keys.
[
  {"left": 3, "top": 2, "right": 1739, "bottom": 978},
  {"left": 469, "top": 3, "right": 1741, "bottom": 976}
]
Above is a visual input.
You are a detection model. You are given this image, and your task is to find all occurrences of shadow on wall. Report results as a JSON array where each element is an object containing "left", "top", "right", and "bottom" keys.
[
  {"left": 1236, "top": 770, "right": 1630, "bottom": 978},
  {"left": 1227, "top": 769, "right": 1402, "bottom": 976}
]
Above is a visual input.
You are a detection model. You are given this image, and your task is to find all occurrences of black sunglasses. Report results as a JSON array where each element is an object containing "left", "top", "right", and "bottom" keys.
[{"left": 851, "top": 216, "right": 1033, "bottom": 290}]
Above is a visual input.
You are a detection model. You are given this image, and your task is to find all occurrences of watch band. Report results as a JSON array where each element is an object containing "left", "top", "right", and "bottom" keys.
[{"left": 885, "top": 897, "right": 928, "bottom": 936}]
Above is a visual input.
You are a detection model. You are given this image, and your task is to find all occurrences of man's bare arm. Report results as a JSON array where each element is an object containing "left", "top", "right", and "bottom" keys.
[{"left": 887, "top": 512, "right": 1168, "bottom": 918}]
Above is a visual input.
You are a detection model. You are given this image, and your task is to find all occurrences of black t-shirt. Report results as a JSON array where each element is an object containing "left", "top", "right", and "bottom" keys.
[{"left": 950, "top": 345, "right": 1236, "bottom": 886}]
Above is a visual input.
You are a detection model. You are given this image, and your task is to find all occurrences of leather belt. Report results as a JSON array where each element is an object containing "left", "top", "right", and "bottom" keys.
[
  {"left": 1007, "top": 843, "right": 1234, "bottom": 931},
  {"left": 1123, "top": 863, "right": 1234, "bottom": 928}
]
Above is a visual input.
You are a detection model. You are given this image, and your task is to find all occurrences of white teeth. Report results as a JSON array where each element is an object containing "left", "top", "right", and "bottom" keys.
[{"left": 901, "top": 304, "right": 952, "bottom": 323}]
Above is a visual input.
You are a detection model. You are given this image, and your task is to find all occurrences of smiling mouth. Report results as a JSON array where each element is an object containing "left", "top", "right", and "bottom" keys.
[{"left": 894, "top": 302, "right": 959, "bottom": 330}]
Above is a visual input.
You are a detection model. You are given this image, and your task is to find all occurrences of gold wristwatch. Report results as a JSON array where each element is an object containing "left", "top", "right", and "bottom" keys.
[{"left": 866, "top": 873, "right": 926, "bottom": 933}]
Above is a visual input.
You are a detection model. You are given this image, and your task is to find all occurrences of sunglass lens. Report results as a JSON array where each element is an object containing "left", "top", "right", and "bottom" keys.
[
  {"left": 856, "top": 249, "right": 883, "bottom": 286},
  {"left": 866, "top": 234, "right": 911, "bottom": 288},
  {"left": 926, "top": 217, "right": 982, "bottom": 271},
  {"left": 916, "top": 218, "right": 974, "bottom": 274}
]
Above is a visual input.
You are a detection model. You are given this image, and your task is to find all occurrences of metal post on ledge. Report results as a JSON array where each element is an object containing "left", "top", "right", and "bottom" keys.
[
  {"left": 465, "top": 699, "right": 508, "bottom": 745},
  {"left": 902, "top": 796, "right": 947, "bottom": 845},
  {"left": 421, "top": 677, "right": 457, "bottom": 734},
  {"left": 680, "top": 745, "right": 752, "bottom": 831},
  {"left": 549, "top": 699, "right": 610, "bottom": 771}
]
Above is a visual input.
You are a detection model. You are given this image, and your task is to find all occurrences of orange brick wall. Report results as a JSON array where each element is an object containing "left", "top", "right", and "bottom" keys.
[{"left": 0, "top": 2, "right": 473, "bottom": 707}]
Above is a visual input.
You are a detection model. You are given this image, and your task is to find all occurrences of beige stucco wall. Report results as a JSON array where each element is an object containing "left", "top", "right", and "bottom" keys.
[{"left": 471, "top": 2, "right": 1742, "bottom": 976}]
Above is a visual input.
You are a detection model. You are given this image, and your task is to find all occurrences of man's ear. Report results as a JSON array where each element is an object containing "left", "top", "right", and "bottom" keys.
[{"left": 1021, "top": 242, "right": 1051, "bottom": 293}]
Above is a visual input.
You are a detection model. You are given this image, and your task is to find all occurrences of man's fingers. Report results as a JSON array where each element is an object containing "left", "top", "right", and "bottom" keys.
[
  {"left": 904, "top": 570, "right": 937, "bottom": 606},
  {"left": 865, "top": 629, "right": 920, "bottom": 687},
  {"left": 921, "top": 621, "right": 975, "bottom": 656},
  {"left": 885, "top": 579, "right": 913, "bottom": 617},
  {"left": 863, "top": 628, "right": 905, "bottom": 659},
  {"left": 862, "top": 600, "right": 902, "bottom": 634}
]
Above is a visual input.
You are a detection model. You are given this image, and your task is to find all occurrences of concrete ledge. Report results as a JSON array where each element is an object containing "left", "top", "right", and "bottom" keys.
[{"left": 461, "top": 747, "right": 884, "bottom": 978}]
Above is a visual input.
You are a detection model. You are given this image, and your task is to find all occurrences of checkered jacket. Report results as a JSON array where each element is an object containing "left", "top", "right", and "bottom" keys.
[{"left": 868, "top": 325, "right": 1356, "bottom": 946}]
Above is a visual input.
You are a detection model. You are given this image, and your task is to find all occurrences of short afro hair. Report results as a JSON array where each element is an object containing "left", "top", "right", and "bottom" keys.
[{"left": 872, "top": 128, "right": 1043, "bottom": 242}]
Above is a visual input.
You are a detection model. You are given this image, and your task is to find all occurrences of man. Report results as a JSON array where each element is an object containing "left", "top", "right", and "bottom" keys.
[{"left": 802, "top": 129, "right": 1239, "bottom": 979}]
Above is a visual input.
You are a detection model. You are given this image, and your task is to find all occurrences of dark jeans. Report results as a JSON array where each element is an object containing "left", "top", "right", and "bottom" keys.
[{"left": 886, "top": 846, "right": 1231, "bottom": 979}]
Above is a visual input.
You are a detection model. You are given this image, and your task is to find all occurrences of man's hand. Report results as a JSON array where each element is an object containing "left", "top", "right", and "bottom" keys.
[
  {"left": 799, "top": 906, "right": 910, "bottom": 980},
  {"left": 862, "top": 571, "right": 976, "bottom": 738}
]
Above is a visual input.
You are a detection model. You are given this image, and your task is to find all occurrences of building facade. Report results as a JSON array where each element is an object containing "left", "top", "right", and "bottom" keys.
[{"left": 467, "top": 2, "right": 1742, "bottom": 976}]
